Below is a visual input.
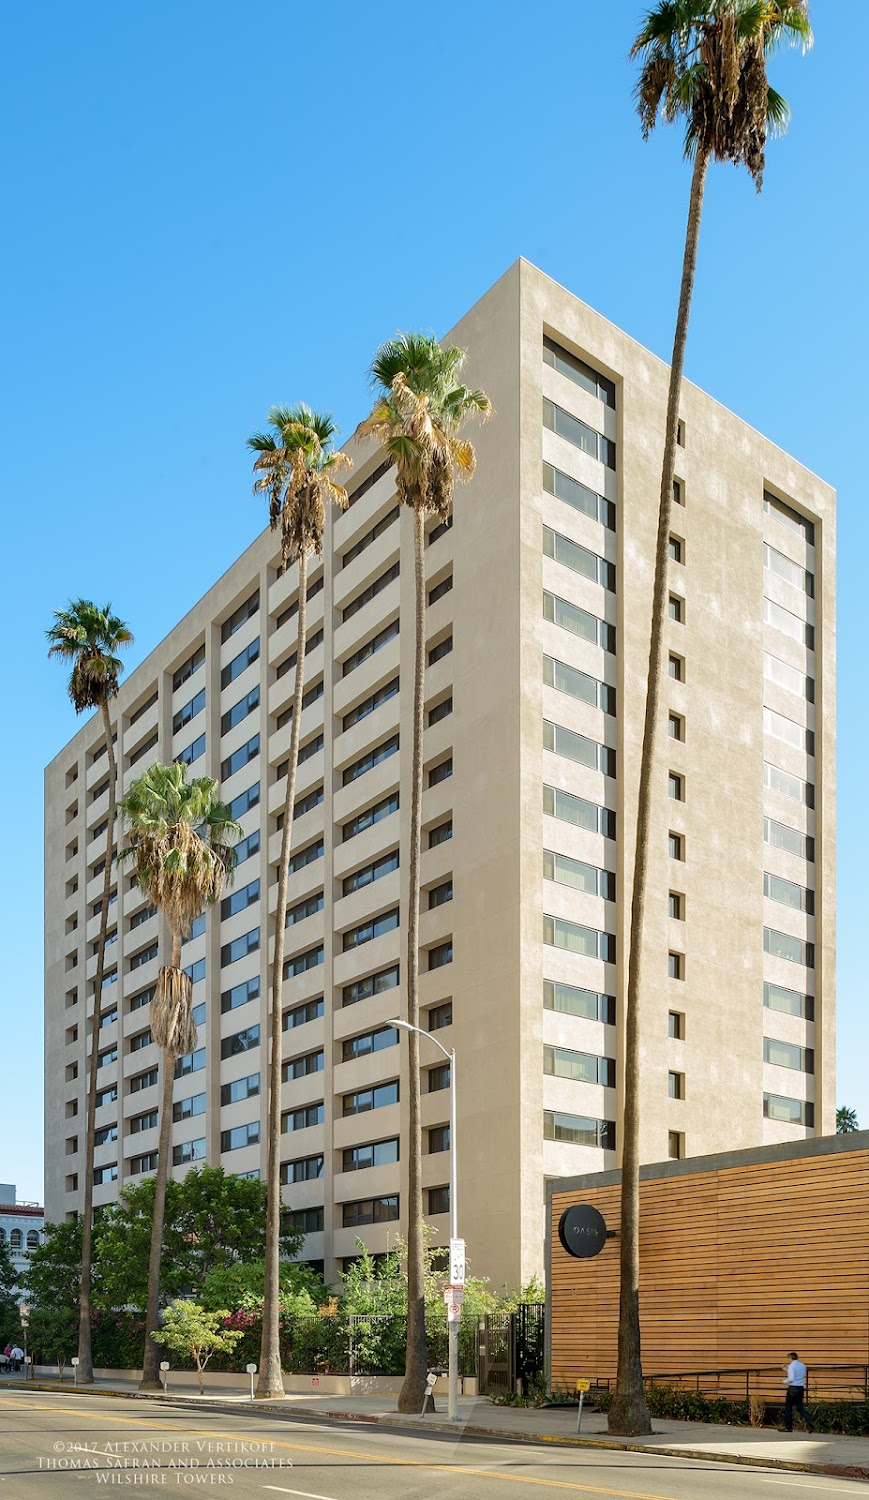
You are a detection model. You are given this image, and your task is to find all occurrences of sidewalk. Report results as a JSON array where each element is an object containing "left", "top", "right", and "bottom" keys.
[{"left": 2, "top": 1372, "right": 868, "bottom": 1481}]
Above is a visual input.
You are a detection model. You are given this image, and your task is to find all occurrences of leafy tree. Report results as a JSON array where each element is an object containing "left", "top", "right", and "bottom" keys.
[
  {"left": 200, "top": 1258, "right": 325, "bottom": 1315},
  {"left": 0, "top": 1239, "right": 19, "bottom": 1341},
  {"left": 28, "top": 1304, "right": 78, "bottom": 1380},
  {"left": 118, "top": 766, "right": 240, "bottom": 1391},
  {"left": 95, "top": 1168, "right": 303, "bottom": 1312},
  {"left": 46, "top": 600, "right": 133, "bottom": 1383},
  {"left": 836, "top": 1106, "right": 859, "bottom": 1134},
  {"left": 152, "top": 1303, "right": 244, "bottom": 1394},
  {"left": 612, "top": 1, "right": 813, "bottom": 1437},
  {"left": 23, "top": 1219, "right": 106, "bottom": 1318},
  {"left": 357, "top": 334, "right": 491, "bottom": 1412},
  {"left": 248, "top": 406, "right": 350, "bottom": 1400}
]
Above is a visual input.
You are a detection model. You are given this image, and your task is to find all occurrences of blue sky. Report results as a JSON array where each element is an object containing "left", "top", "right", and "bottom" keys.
[{"left": 2, "top": 3, "right": 864, "bottom": 1202}]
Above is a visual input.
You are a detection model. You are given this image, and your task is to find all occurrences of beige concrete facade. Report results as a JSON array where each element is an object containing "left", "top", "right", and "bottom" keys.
[{"left": 44, "top": 260, "right": 835, "bottom": 1290}]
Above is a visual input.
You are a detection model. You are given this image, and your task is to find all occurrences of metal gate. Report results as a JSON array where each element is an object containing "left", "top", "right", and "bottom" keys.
[{"left": 477, "top": 1305, "right": 545, "bottom": 1396}]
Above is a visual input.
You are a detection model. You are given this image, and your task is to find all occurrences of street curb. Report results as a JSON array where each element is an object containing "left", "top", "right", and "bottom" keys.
[{"left": 2, "top": 1382, "right": 866, "bottom": 1480}]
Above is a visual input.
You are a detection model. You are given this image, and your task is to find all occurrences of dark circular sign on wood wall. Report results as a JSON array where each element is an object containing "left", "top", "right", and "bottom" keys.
[{"left": 558, "top": 1204, "right": 608, "bottom": 1259}]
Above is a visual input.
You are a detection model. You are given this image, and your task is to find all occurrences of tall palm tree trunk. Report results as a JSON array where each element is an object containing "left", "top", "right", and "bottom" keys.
[
  {"left": 140, "top": 932, "right": 182, "bottom": 1393},
  {"left": 609, "top": 146, "right": 709, "bottom": 1437},
  {"left": 398, "top": 505, "right": 427, "bottom": 1413},
  {"left": 77, "top": 702, "right": 117, "bottom": 1383},
  {"left": 257, "top": 549, "right": 309, "bottom": 1400}
]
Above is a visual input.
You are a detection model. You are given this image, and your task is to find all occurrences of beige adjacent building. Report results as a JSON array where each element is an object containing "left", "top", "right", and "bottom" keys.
[{"left": 44, "top": 259, "right": 835, "bottom": 1290}]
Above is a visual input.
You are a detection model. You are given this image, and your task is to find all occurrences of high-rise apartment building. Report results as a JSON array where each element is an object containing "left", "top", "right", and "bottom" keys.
[{"left": 44, "top": 260, "right": 835, "bottom": 1290}]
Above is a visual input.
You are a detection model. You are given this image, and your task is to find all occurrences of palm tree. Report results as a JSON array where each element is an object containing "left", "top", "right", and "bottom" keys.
[
  {"left": 248, "top": 405, "right": 351, "bottom": 1399},
  {"left": 357, "top": 334, "right": 491, "bottom": 1412},
  {"left": 46, "top": 601, "right": 133, "bottom": 1384},
  {"left": 611, "top": 0, "right": 813, "bottom": 1437},
  {"left": 118, "top": 762, "right": 240, "bottom": 1391},
  {"left": 836, "top": 1106, "right": 859, "bottom": 1135}
]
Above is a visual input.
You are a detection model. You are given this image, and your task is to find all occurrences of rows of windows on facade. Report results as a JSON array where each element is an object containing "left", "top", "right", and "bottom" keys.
[{"left": 57, "top": 332, "right": 820, "bottom": 1214}]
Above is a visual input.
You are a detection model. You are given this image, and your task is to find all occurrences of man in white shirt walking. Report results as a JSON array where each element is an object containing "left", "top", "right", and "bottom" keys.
[{"left": 781, "top": 1351, "right": 814, "bottom": 1433}]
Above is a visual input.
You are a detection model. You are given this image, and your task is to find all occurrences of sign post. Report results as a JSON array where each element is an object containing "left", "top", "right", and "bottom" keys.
[
  {"left": 159, "top": 1360, "right": 170, "bottom": 1395},
  {"left": 576, "top": 1378, "right": 590, "bottom": 1433},
  {"left": 246, "top": 1363, "right": 257, "bottom": 1402}
]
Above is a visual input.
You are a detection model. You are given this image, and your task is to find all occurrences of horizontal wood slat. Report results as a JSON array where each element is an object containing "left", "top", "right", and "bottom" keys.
[{"left": 549, "top": 1145, "right": 869, "bottom": 1387}]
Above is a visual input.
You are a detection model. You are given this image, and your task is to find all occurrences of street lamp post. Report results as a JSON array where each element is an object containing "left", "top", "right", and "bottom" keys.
[{"left": 391, "top": 1018, "right": 461, "bottom": 1422}]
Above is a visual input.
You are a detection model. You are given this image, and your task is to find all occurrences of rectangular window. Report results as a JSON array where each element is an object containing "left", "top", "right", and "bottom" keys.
[
  {"left": 173, "top": 688, "right": 206, "bottom": 735},
  {"left": 763, "top": 927, "right": 814, "bottom": 967},
  {"left": 284, "top": 997, "right": 324, "bottom": 1031},
  {"left": 221, "top": 637, "right": 260, "bottom": 689},
  {"left": 428, "top": 1000, "right": 453, "bottom": 1030},
  {"left": 234, "top": 829, "right": 261, "bottom": 866},
  {"left": 129, "top": 943, "right": 159, "bottom": 971},
  {"left": 668, "top": 1011, "right": 684, "bottom": 1040},
  {"left": 342, "top": 618, "right": 400, "bottom": 677},
  {"left": 220, "top": 1025, "right": 260, "bottom": 1059},
  {"left": 343, "top": 1026, "right": 398, "bottom": 1062},
  {"left": 428, "top": 635, "right": 453, "bottom": 666},
  {"left": 276, "top": 626, "right": 324, "bottom": 679},
  {"left": 174, "top": 1048, "right": 205, "bottom": 1078},
  {"left": 343, "top": 791, "right": 399, "bottom": 842},
  {"left": 282, "top": 1048, "right": 324, "bottom": 1082},
  {"left": 221, "top": 591, "right": 259, "bottom": 643},
  {"left": 668, "top": 892, "right": 684, "bottom": 920},
  {"left": 543, "top": 1110, "right": 615, "bottom": 1149},
  {"left": 764, "top": 1037, "right": 814, "bottom": 1073},
  {"left": 429, "top": 1124, "right": 450, "bottom": 1154},
  {"left": 543, "top": 849, "right": 614, "bottom": 900},
  {"left": 764, "top": 543, "right": 813, "bottom": 597},
  {"left": 544, "top": 979, "right": 615, "bottom": 1025},
  {"left": 543, "top": 335, "right": 616, "bottom": 406},
  {"left": 343, "top": 734, "right": 399, "bottom": 786},
  {"left": 543, "top": 525, "right": 615, "bottom": 590},
  {"left": 177, "top": 733, "right": 206, "bottom": 767},
  {"left": 543, "top": 590, "right": 616, "bottom": 653},
  {"left": 668, "top": 1131, "right": 684, "bottom": 1160},
  {"left": 343, "top": 677, "right": 400, "bottom": 732},
  {"left": 428, "top": 696, "right": 453, "bottom": 727},
  {"left": 343, "top": 561, "right": 400, "bottom": 622},
  {"left": 764, "top": 871, "right": 813, "bottom": 914},
  {"left": 228, "top": 782, "right": 261, "bottom": 821},
  {"left": 668, "top": 1071, "right": 685, "bottom": 1100},
  {"left": 173, "top": 1139, "right": 206, "bottom": 1166},
  {"left": 669, "top": 654, "right": 684, "bottom": 681},
  {"left": 293, "top": 784, "right": 324, "bottom": 821},
  {"left": 221, "top": 685, "right": 260, "bottom": 736},
  {"left": 281, "top": 1154, "right": 324, "bottom": 1184},
  {"left": 221, "top": 975, "right": 260, "bottom": 1013},
  {"left": 764, "top": 762, "right": 814, "bottom": 808},
  {"left": 543, "top": 397, "right": 616, "bottom": 469},
  {"left": 285, "top": 890, "right": 324, "bottom": 928},
  {"left": 764, "top": 596, "right": 814, "bottom": 650},
  {"left": 428, "top": 818, "right": 452, "bottom": 847},
  {"left": 343, "top": 908, "right": 400, "bottom": 951},
  {"left": 343, "top": 1080, "right": 399, "bottom": 1116},
  {"left": 764, "top": 981, "right": 814, "bottom": 1021},
  {"left": 173, "top": 644, "right": 205, "bottom": 692},
  {"left": 764, "top": 652, "right": 814, "bottom": 703},
  {"left": 130, "top": 1110, "right": 159, "bottom": 1133},
  {"left": 428, "top": 1186, "right": 450, "bottom": 1216},
  {"left": 428, "top": 1063, "right": 451, "bottom": 1092},
  {"left": 128, "top": 1029, "right": 153, "bottom": 1053},
  {"left": 130, "top": 905, "right": 157, "bottom": 930},
  {"left": 220, "top": 927, "right": 260, "bottom": 967},
  {"left": 544, "top": 1046, "right": 615, "bottom": 1087},
  {"left": 542, "top": 461, "right": 614, "bottom": 530},
  {"left": 428, "top": 941, "right": 453, "bottom": 970},
  {"left": 275, "top": 677, "right": 324, "bottom": 729},
  {"left": 543, "top": 914, "right": 615, "bottom": 962},
  {"left": 286, "top": 1206, "right": 324, "bottom": 1233},
  {"left": 129, "top": 691, "right": 158, "bottom": 725},
  {"left": 543, "top": 719, "right": 616, "bottom": 778},
  {"left": 764, "top": 706, "right": 814, "bottom": 756},
  {"left": 343, "top": 1138, "right": 399, "bottom": 1172},
  {"left": 342, "top": 1196, "right": 400, "bottom": 1228},
  {"left": 763, "top": 1093, "right": 814, "bottom": 1127},
  {"left": 668, "top": 772, "right": 684, "bottom": 802},
  {"left": 668, "top": 713, "right": 684, "bottom": 742},
  {"left": 283, "top": 1101, "right": 324, "bottom": 1132},
  {"left": 221, "top": 878, "right": 260, "bottom": 920},
  {"left": 130, "top": 1069, "right": 158, "bottom": 1094},
  {"left": 764, "top": 491, "right": 815, "bottom": 545},
  {"left": 668, "top": 952, "right": 684, "bottom": 980},
  {"left": 668, "top": 594, "right": 684, "bottom": 623},
  {"left": 221, "top": 734, "right": 260, "bottom": 781},
  {"left": 93, "top": 1164, "right": 119, "bottom": 1185},
  {"left": 220, "top": 1073, "right": 260, "bottom": 1106},
  {"left": 221, "top": 1121, "right": 260, "bottom": 1152},
  {"left": 341, "top": 506, "right": 400, "bottom": 568},
  {"left": 668, "top": 535, "right": 683, "bottom": 564},
  {"left": 287, "top": 837, "right": 323, "bottom": 875},
  {"left": 173, "top": 1093, "right": 206, "bottom": 1122},
  {"left": 343, "top": 850, "right": 399, "bottom": 897},
  {"left": 543, "top": 784, "right": 615, "bottom": 839},
  {"left": 428, "top": 879, "right": 453, "bottom": 910},
  {"left": 428, "top": 757, "right": 453, "bottom": 788},
  {"left": 543, "top": 655, "right": 616, "bottom": 714},
  {"left": 428, "top": 574, "right": 453, "bottom": 606},
  {"left": 94, "top": 1124, "right": 117, "bottom": 1147},
  {"left": 282, "top": 944, "right": 324, "bottom": 978},
  {"left": 95, "top": 1084, "right": 118, "bottom": 1108},
  {"left": 343, "top": 964, "right": 400, "bottom": 1007}
]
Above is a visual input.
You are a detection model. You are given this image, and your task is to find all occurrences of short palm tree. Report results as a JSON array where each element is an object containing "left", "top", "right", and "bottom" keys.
[
  {"left": 357, "top": 334, "right": 491, "bottom": 1412},
  {"left": 612, "top": 0, "right": 813, "bottom": 1437},
  {"left": 248, "top": 405, "right": 351, "bottom": 1399},
  {"left": 46, "top": 600, "right": 133, "bottom": 1385},
  {"left": 118, "top": 762, "right": 240, "bottom": 1391},
  {"left": 836, "top": 1106, "right": 859, "bottom": 1135}
]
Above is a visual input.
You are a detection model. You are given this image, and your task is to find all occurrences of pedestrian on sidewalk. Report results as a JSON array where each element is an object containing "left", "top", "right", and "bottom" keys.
[{"left": 781, "top": 1351, "right": 814, "bottom": 1433}]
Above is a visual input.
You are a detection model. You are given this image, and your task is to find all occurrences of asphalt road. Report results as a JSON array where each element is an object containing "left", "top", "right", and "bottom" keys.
[{"left": 0, "top": 1392, "right": 861, "bottom": 1499}]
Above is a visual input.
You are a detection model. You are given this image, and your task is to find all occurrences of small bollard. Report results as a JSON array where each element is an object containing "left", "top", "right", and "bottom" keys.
[
  {"left": 160, "top": 1361, "right": 170, "bottom": 1394},
  {"left": 72, "top": 1357, "right": 79, "bottom": 1388},
  {"left": 246, "top": 1363, "right": 257, "bottom": 1402}
]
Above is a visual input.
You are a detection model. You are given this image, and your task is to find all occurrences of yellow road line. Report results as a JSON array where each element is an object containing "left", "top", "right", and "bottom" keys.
[{"left": 0, "top": 1397, "right": 685, "bottom": 1499}]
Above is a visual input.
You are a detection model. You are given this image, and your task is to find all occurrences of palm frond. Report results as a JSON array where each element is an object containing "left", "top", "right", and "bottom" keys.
[{"left": 47, "top": 599, "right": 133, "bottom": 714}]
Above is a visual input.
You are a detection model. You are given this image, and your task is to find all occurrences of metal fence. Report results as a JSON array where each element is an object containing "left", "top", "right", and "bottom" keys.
[{"left": 635, "top": 1365, "right": 869, "bottom": 1404}]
